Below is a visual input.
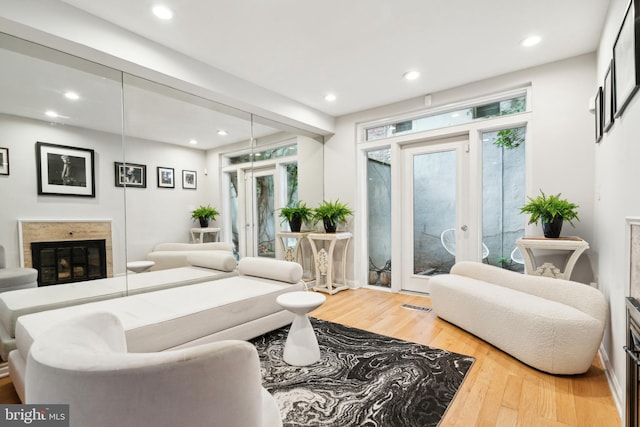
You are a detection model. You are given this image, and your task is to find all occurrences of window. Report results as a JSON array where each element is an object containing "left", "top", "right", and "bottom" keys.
[
  {"left": 481, "top": 127, "right": 526, "bottom": 271},
  {"left": 366, "top": 149, "right": 392, "bottom": 287},
  {"left": 365, "top": 94, "right": 526, "bottom": 142}
]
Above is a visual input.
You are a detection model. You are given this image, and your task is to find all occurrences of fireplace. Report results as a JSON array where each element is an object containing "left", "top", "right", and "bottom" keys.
[
  {"left": 626, "top": 298, "right": 640, "bottom": 427},
  {"left": 31, "top": 240, "right": 107, "bottom": 286},
  {"left": 627, "top": 218, "right": 640, "bottom": 427}
]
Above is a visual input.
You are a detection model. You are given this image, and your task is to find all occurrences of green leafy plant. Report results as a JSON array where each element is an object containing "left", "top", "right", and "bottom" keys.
[
  {"left": 313, "top": 199, "right": 354, "bottom": 232},
  {"left": 496, "top": 256, "right": 510, "bottom": 269},
  {"left": 278, "top": 201, "right": 314, "bottom": 224},
  {"left": 190, "top": 204, "right": 220, "bottom": 222},
  {"left": 520, "top": 190, "right": 579, "bottom": 226},
  {"left": 493, "top": 128, "right": 525, "bottom": 150}
]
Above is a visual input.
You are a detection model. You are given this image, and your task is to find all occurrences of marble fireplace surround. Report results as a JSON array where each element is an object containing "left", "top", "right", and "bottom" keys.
[{"left": 18, "top": 220, "right": 114, "bottom": 278}]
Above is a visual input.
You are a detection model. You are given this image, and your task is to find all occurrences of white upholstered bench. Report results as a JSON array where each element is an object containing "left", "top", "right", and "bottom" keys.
[{"left": 429, "top": 261, "right": 607, "bottom": 375}]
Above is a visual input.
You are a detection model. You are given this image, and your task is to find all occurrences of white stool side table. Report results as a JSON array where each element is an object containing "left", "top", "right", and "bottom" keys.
[
  {"left": 126, "top": 260, "right": 155, "bottom": 274},
  {"left": 276, "top": 291, "right": 326, "bottom": 366}
]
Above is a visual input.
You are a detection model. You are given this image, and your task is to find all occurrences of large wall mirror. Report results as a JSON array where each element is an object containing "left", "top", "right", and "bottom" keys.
[{"left": 0, "top": 32, "right": 324, "bottom": 299}]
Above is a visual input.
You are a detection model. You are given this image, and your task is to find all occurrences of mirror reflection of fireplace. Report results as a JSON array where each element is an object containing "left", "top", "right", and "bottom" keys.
[{"left": 31, "top": 240, "right": 107, "bottom": 286}]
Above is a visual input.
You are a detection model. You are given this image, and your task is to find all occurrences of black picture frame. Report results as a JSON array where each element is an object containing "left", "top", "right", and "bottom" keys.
[
  {"left": 604, "top": 61, "right": 615, "bottom": 132},
  {"left": 36, "top": 142, "right": 95, "bottom": 197},
  {"left": 0, "top": 147, "right": 8, "bottom": 175},
  {"left": 614, "top": 0, "right": 640, "bottom": 117},
  {"left": 157, "top": 166, "right": 175, "bottom": 188},
  {"left": 182, "top": 170, "right": 197, "bottom": 189},
  {"left": 595, "top": 86, "right": 603, "bottom": 143},
  {"left": 114, "top": 162, "right": 146, "bottom": 188}
]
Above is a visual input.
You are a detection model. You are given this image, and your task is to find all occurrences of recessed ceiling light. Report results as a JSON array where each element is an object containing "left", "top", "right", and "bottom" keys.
[
  {"left": 522, "top": 35, "right": 541, "bottom": 47},
  {"left": 152, "top": 5, "right": 174, "bottom": 20},
  {"left": 45, "top": 110, "right": 58, "bottom": 118},
  {"left": 324, "top": 93, "right": 337, "bottom": 102},
  {"left": 189, "top": 139, "right": 198, "bottom": 145},
  {"left": 217, "top": 130, "right": 228, "bottom": 136},
  {"left": 403, "top": 71, "right": 420, "bottom": 81},
  {"left": 64, "top": 91, "right": 79, "bottom": 100}
]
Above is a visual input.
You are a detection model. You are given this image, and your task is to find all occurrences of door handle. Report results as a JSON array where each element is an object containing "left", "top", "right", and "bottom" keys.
[{"left": 460, "top": 225, "right": 468, "bottom": 231}]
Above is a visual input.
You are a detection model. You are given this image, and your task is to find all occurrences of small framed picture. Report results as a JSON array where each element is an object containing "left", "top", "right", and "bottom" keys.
[
  {"left": 603, "top": 61, "right": 615, "bottom": 132},
  {"left": 114, "top": 162, "right": 146, "bottom": 188},
  {"left": 0, "top": 147, "right": 8, "bottom": 175},
  {"left": 36, "top": 142, "right": 95, "bottom": 197},
  {"left": 182, "top": 170, "right": 197, "bottom": 189},
  {"left": 613, "top": 0, "right": 640, "bottom": 117},
  {"left": 595, "top": 86, "right": 603, "bottom": 143},
  {"left": 157, "top": 166, "right": 175, "bottom": 188}
]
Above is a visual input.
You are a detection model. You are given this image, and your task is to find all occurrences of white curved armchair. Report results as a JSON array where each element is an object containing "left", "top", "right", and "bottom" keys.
[
  {"left": 440, "top": 228, "right": 489, "bottom": 260},
  {"left": 26, "top": 312, "right": 282, "bottom": 427}
]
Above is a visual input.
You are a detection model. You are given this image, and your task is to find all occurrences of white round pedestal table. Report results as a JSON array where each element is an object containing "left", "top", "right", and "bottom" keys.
[
  {"left": 276, "top": 291, "right": 326, "bottom": 366},
  {"left": 126, "top": 260, "right": 155, "bottom": 274}
]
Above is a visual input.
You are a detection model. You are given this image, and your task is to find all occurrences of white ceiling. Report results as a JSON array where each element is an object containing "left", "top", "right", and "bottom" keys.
[{"left": 58, "top": 0, "right": 610, "bottom": 117}]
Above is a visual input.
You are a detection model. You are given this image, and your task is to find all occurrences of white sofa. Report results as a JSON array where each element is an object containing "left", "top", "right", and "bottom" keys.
[
  {"left": 26, "top": 312, "right": 282, "bottom": 427},
  {"left": 9, "top": 257, "right": 305, "bottom": 402},
  {"left": 0, "top": 251, "right": 239, "bottom": 361},
  {"left": 146, "top": 242, "right": 234, "bottom": 270},
  {"left": 429, "top": 261, "right": 607, "bottom": 375}
]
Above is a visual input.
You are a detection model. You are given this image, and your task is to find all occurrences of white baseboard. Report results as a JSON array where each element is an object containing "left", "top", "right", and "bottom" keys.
[{"left": 599, "top": 345, "right": 623, "bottom": 422}]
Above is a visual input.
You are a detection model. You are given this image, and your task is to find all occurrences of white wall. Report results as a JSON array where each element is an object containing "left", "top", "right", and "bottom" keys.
[
  {"left": 326, "top": 53, "right": 597, "bottom": 288},
  {"left": 0, "top": 114, "right": 209, "bottom": 274},
  {"left": 593, "top": 0, "right": 640, "bottom": 412}
]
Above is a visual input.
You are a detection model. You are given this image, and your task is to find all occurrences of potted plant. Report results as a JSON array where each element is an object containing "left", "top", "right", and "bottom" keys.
[
  {"left": 520, "top": 190, "right": 579, "bottom": 238},
  {"left": 190, "top": 204, "right": 220, "bottom": 228},
  {"left": 278, "top": 201, "right": 313, "bottom": 232},
  {"left": 313, "top": 199, "right": 354, "bottom": 233}
]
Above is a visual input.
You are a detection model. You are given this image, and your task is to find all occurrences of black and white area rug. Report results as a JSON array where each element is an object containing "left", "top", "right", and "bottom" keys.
[{"left": 250, "top": 318, "right": 475, "bottom": 427}]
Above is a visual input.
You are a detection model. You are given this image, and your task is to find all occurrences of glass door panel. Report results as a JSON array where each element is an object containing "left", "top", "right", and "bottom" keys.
[
  {"left": 402, "top": 137, "right": 467, "bottom": 293},
  {"left": 367, "top": 149, "right": 392, "bottom": 288},
  {"left": 482, "top": 127, "right": 526, "bottom": 272},
  {"left": 245, "top": 169, "right": 276, "bottom": 258}
]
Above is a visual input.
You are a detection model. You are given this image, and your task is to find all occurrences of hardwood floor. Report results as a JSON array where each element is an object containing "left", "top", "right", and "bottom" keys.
[
  {"left": 0, "top": 288, "right": 621, "bottom": 426},
  {"left": 310, "top": 288, "right": 621, "bottom": 427}
]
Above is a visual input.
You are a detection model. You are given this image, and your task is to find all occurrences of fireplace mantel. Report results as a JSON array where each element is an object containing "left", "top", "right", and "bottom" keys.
[{"left": 18, "top": 219, "right": 113, "bottom": 278}]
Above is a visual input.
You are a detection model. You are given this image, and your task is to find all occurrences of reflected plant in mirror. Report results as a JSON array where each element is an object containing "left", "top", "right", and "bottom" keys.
[
  {"left": 279, "top": 201, "right": 313, "bottom": 232},
  {"left": 191, "top": 204, "right": 220, "bottom": 228}
]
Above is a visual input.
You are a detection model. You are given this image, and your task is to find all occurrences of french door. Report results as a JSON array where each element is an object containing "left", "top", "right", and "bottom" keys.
[
  {"left": 401, "top": 136, "right": 470, "bottom": 293},
  {"left": 245, "top": 168, "right": 276, "bottom": 258}
]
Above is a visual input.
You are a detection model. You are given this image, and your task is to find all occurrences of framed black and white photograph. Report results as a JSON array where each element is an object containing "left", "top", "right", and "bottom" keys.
[
  {"left": 614, "top": 0, "right": 640, "bottom": 117},
  {"left": 604, "top": 61, "right": 615, "bottom": 132},
  {"left": 595, "top": 86, "right": 603, "bottom": 143},
  {"left": 157, "top": 166, "right": 175, "bottom": 188},
  {"left": 182, "top": 170, "right": 197, "bottom": 189},
  {"left": 0, "top": 147, "right": 8, "bottom": 175},
  {"left": 114, "top": 162, "right": 146, "bottom": 188},
  {"left": 36, "top": 142, "right": 95, "bottom": 197}
]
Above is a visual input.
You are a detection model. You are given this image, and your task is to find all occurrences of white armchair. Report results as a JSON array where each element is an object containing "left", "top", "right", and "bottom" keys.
[
  {"left": 25, "top": 311, "right": 282, "bottom": 427},
  {"left": 0, "top": 244, "right": 37, "bottom": 292}
]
